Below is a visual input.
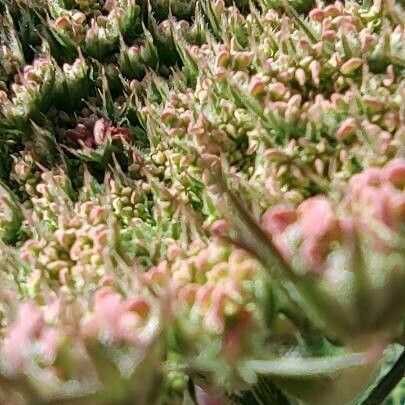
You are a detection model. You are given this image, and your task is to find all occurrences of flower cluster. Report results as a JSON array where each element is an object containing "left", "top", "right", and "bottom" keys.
[{"left": 0, "top": 0, "right": 404, "bottom": 403}]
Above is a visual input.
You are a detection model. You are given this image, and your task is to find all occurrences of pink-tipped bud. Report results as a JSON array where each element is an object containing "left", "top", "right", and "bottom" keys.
[
  {"left": 337, "top": 117, "right": 357, "bottom": 141},
  {"left": 167, "top": 244, "right": 183, "bottom": 261},
  {"left": 210, "top": 219, "right": 229, "bottom": 236},
  {"left": 72, "top": 11, "right": 86, "bottom": 25},
  {"left": 363, "top": 96, "right": 384, "bottom": 112},
  {"left": 54, "top": 16, "right": 71, "bottom": 30},
  {"left": 309, "top": 60, "right": 321, "bottom": 86},
  {"left": 93, "top": 118, "right": 110, "bottom": 146},
  {"left": 262, "top": 205, "right": 297, "bottom": 235},
  {"left": 360, "top": 30, "right": 375, "bottom": 53},
  {"left": 268, "top": 82, "right": 286, "bottom": 100},
  {"left": 298, "top": 196, "right": 338, "bottom": 240},
  {"left": 161, "top": 107, "right": 176, "bottom": 124},
  {"left": 124, "top": 298, "right": 150, "bottom": 318},
  {"left": 340, "top": 58, "right": 363, "bottom": 76},
  {"left": 349, "top": 168, "right": 382, "bottom": 193},
  {"left": 322, "top": 30, "right": 336, "bottom": 41},
  {"left": 216, "top": 49, "right": 230, "bottom": 68},
  {"left": 324, "top": 5, "right": 340, "bottom": 18},
  {"left": 384, "top": 159, "right": 405, "bottom": 189},
  {"left": 178, "top": 284, "right": 199, "bottom": 306},
  {"left": 248, "top": 76, "right": 266, "bottom": 97},
  {"left": 309, "top": 8, "right": 325, "bottom": 22},
  {"left": 295, "top": 68, "right": 306, "bottom": 86}
]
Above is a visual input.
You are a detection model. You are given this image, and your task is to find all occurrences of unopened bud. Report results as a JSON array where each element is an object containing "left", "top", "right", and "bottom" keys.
[
  {"left": 337, "top": 118, "right": 357, "bottom": 141},
  {"left": 340, "top": 58, "right": 363, "bottom": 76}
]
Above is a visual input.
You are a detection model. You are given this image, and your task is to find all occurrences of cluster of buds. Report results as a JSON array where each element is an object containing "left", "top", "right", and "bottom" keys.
[
  {"left": 119, "top": 33, "right": 159, "bottom": 80},
  {"left": 24, "top": 168, "right": 75, "bottom": 226},
  {"left": 0, "top": 284, "right": 165, "bottom": 404},
  {"left": 53, "top": 58, "right": 90, "bottom": 111},
  {"left": 0, "top": 58, "right": 55, "bottom": 126},
  {"left": 10, "top": 151, "right": 42, "bottom": 199},
  {"left": 81, "top": 285, "right": 159, "bottom": 346},
  {"left": 50, "top": 0, "right": 142, "bottom": 60},
  {"left": 148, "top": 0, "right": 404, "bottom": 208},
  {"left": 144, "top": 237, "right": 270, "bottom": 384},
  {"left": 261, "top": 159, "right": 405, "bottom": 345},
  {"left": 108, "top": 177, "right": 148, "bottom": 225},
  {"left": 19, "top": 199, "right": 117, "bottom": 293}
]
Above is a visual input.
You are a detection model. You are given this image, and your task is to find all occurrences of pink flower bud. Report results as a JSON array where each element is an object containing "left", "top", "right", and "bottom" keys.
[
  {"left": 195, "top": 284, "right": 213, "bottom": 311},
  {"left": 167, "top": 244, "right": 183, "bottom": 261},
  {"left": 309, "top": 8, "right": 325, "bottom": 22},
  {"left": 210, "top": 219, "right": 229, "bottom": 236},
  {"left": 207, "top": 262, "right": 229, "bottom": 281},
  {"left": 89, "top": 206, "right": 107, "bottom": 223},
  {"left": 360, "top": 30, "right": 375, "bottom": 52},
  {"left": 363, "top": 95, "right": 384, "bottom": 112},
  {"left": 298, "top": 197, "right": 338, "bottom": 240},
  {"left": 124, "top": 298, "right": 150, "bottom": 318},
  {"left": 349, "top": 169, "right": 381, "bottom": 193},
  {"left": 248, "top": 76, "right": 266, "bottom": 96},
  {"left": 309, "top": 60, "right": 321, "bottom": 86},
  {"left": 324, "top": 5, "right": 340, "bottom": 17},
  {"left": 268, "top": 82, "right": 286, "bottom": 100},
  {"left": 340, "top": 58, "right": 363, "bottom": 76},
  {"left": 216, "top": 49, "right": 230, "bottom": 68},
  {"left": 295, "top": 68, "right": 306, "bottom": 86},
  {"left": 94, "top": 288, "right": 123, "bottom": 326},
  {"left": 337, "top": 117, "right": 357, "bottom": 141},
  {"left": 384, "top": 159, "right": 405, "bottom": 189},
  {"left": 93, "top": 118, "right": 110, "bottom": 146},
  {"left": 322, "top": 30, "right": 337, "bottom": 41},
  {"left": 54, "top": 16, "right": 71, "bottom": 30},
  {"left": 262, "top": 205, "right": 297, "bottom": 235},
  {"left": 161, "top": 107, "right": 176, "bottom": 124},
  {"left": 178, "top": 284, "right": 199, "bottom": 305}
]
